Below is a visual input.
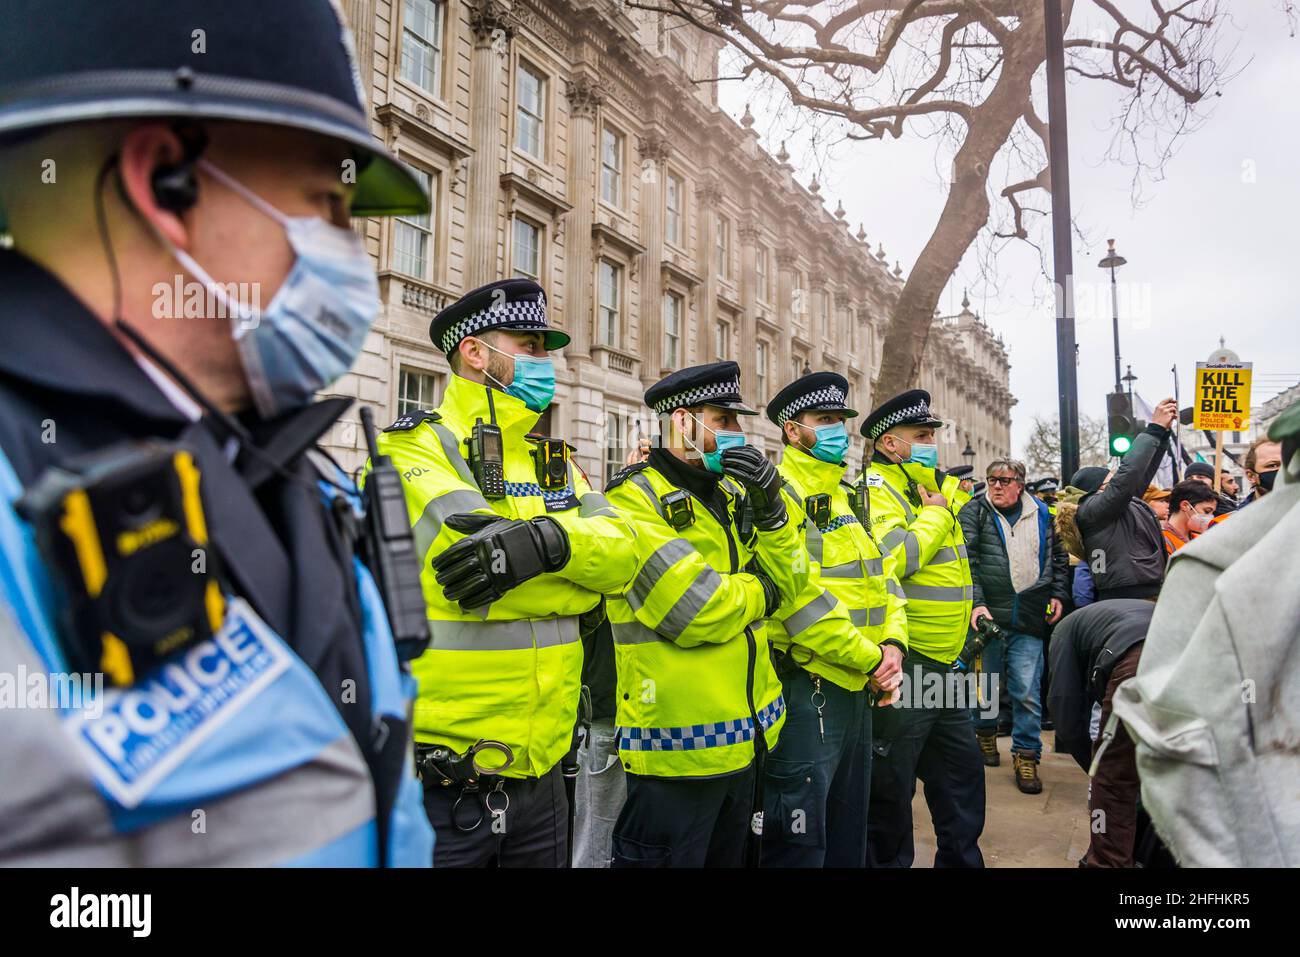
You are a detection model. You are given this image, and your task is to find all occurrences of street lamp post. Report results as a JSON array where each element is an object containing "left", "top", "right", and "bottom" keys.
[
  {"left": 962, "top": 438, "right": 976, "bottom": 468},
  {"left": 1099, "top": 238, "right": 1127, "bottom": 391}
]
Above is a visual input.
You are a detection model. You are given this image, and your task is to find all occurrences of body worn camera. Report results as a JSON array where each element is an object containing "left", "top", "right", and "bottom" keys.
[
  {"left": 660, "top": 489, "right": 695, "bottom": 530},
  {"left": 15, "top": 441, "right": 225, "bottom": 686},
  {"left": 531, "top": 438, "right": 569, "bottom": 491},
  {"left": 467, "top": 418, "right": 505, "bottom": 499},
  {"left": 805, "top": 493, "right": 831, "bottom": 530}
]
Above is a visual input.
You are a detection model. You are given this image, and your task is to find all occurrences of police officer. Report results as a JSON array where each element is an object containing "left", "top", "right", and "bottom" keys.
[
  {"left": 761, "top": 372, "right": 909, "bottom": 868},
  {"left": 374, "top": 277, "right": 638, "bottom": 867},
  {"left": 0, "top": 0, "right": 432, "bottom": 865},
  {"left": 859, "top": 390, "right": 986, "bottom": 868},
  {"left": 603, "top": 361, "right": 809, "bottom": 867},
  {"left": 949, "top": 464, "right": 976, "bottom": 496}
]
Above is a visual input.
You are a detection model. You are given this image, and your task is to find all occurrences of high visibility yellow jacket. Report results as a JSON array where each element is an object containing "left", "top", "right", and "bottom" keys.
[
  {"left": 860, "top": 456, "right": 972, "bottom": 665},
  {"left": 773, "top": 445, "right": 909, "bottom": 691},
  {"left": 604, "top": 454, "right": 809, "bottom": 778},
  {"left": 372, "top": 373, "right": 638, "bottom": 778}
]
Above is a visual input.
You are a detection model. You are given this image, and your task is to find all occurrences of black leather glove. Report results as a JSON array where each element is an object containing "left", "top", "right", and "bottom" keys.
[
  {"left": 432, "top": 513, "right": 570, "bottom": 611},
  {"left": 747, "top": 560, "right": 781, "bottom": 618},
  {"left": 721, "top": 445, "right": 787, "bottom": 531}
]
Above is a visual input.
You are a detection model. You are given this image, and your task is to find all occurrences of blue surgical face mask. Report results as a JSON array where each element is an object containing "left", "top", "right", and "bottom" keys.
[
  {"left": 163, "top": 159, "right": 378, "bottom": 418},
  {"left": 897, "top": 437, "right": 939, "bottom": 470},
  {"left": 684, "top": 413, "right": 745, "bottom": 473},
  {"left": 477, "top": 338, "right": 556, "bottom": 412},
  {"left": 796, "top": 421, "right": 850, "bottom": 464}
]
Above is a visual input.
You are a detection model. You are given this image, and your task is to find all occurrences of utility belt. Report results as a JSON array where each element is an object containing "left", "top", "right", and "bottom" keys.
[
  {"left": 414, "top": 739, "right": 517, "bottom": 833},
  {"left": 770, "top": 642, "right": 816, "bottom": 683}
]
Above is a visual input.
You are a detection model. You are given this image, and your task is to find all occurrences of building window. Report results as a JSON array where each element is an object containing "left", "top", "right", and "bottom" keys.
[
  {"left": 400, "top": 0, "right": 444, "bottom": 94},
  {"left": 755, "top": 246, "right": 769, "bottom": 303},
  {"left": 756, "top": 341, "right": 769, "bottom": 404},
  {"left": 598, "top": 259, "right": 621, "bottom": 348},
  {"left": 600, "top": 126, "right": 624, "bottom": 207},
  {"left": 715, "top": 319, "right": 730, "bottom": 361},
  {"left": 663, "top": 292, "right": 682, "bottom": 368},
  {"left": 511, "top": 216, "right": 541, "bottom": 280},
  {"left": 715, "top": 215, "right": 731, "bottom": 279},
  {"left": 669, "top": 37, "right": 689, "bottom": 71},
  {"left": 604, "top": 410, "right": 630, "bottom": 485},
  {"left": 665, "top": 172, "right": 684, "bottom": 247},
  {"left": 397, "top": 366, "right": 441, "bottom": 416},
  {"left": 515, "top": 62, "right": 545, "bottom": 158},
  {"left": 392, "top": 167, "right": 434, "bottom": 278}
]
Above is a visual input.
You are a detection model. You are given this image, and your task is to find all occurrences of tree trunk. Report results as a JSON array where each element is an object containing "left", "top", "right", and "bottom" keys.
[{"left": 872, "top": 7, "right": 1049, "bottom": 402}]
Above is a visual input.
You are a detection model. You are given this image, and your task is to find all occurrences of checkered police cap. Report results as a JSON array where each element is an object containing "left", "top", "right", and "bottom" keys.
[
  {"left": 644, "top": 360, "right": 757, "bottom": 416},
  {"left": 777, "top": 385, "right": 847, "bottom": 427},
  {"left": 429, "top": 277, "right": 569, "bottom": 354},
  {"left": 861, "top": 388, "right": 944, "bottom": 441},
  {"left": 651, "top": 375, "right": 743, "bottom": 414}
]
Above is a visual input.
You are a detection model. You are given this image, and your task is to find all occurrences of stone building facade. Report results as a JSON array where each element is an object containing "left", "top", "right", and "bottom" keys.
[{"left": 328, "top": 0, "right": 1014, "bottom": 481}]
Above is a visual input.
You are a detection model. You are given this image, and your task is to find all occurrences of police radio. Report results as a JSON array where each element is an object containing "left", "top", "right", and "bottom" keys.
[
  {"left": 849, "top": 484, "right": 871, "bottom": 531},
  {"left": 805, "top": 493, "right": 831, "bottom": 530},
  {"left": 532, "top": 438, "right": 569, "bottom": 491},
  {"left": 15, "top": 441, "right": 225, "bottom": 687},
  {"left": 360, "top": 407, "right": 431, "bottom": 662}
]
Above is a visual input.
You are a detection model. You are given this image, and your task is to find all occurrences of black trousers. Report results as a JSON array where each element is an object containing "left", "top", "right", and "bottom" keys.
[
  {"left": 868, "top": 652, "right": 986, "bottom": 868},
  {"left": 611, "top": 765, "right": 755, "bottom": 867},
  {"left": 421, "top": 764, "right": 568, "bottom": 867},
  {"left": 762, "top": 669, "right": 872, "bottom": 867}
]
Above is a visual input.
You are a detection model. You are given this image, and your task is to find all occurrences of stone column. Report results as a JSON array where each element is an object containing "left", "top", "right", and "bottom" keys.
[
  {"left": 738, "top": 217, "right": 761, "bottom": 400},
  {"left": 466, "top": 1, "right": 514, "bottom": 288},
  {"left": 342, "top": 0, "right": 374, "bottom": 100},
  {"left": 695, "top": 178, "right": 721, "bottom": 364},
  {"left": 562, "top": 74, "right": 603, "bottom": 359},
  {"left": 637, "top": 129, "right": 671, "bottom": 384},
  {"left": 776, "top": 245, "right": 798, "bottom": 380}
]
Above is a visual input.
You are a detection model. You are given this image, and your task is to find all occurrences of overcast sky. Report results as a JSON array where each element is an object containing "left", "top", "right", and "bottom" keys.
[{"left": 719, "top": 4, "right": 1299, "bottom": 457}]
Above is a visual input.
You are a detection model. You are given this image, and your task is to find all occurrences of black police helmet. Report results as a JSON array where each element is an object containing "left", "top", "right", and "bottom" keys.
[{"left": 0, "top": 0, "right": 428, "bottom": 223}]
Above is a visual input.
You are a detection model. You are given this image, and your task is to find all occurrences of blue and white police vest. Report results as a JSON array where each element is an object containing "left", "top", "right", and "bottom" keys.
[{"left": 0, "top": 445, "right": 433, "bottom": 867}]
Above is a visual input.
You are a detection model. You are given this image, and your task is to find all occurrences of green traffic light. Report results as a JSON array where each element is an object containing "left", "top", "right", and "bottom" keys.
[{"left": 1112, "top": 435, "right": 1132, "bottom": 455}]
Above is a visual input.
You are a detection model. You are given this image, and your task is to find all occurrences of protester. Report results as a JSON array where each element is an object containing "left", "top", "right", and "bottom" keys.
[
  {"left": 1184, "top": 461, "right": 1237, "bottom": 516},
  {"left": 1241, "top": 436, "right": 1284, "bottom": 506},
  {"left": 1048, "top": 600, "right": 1154, "bottom": 868},
  {"left": 959, "top": 458, "right": 1069, "bottom": 793},
  {"left": 1161, "top": 479, "right": 1217, "bottom": 554},
  {"left": 1142, "top": 485, "right": 1170, "bottom": 521},
  {"left": 1055, "top": 398, "right": 1176, "bottom": 601}
]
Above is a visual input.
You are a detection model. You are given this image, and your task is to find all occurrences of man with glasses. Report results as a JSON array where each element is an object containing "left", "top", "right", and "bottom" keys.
[{"left": 959, "top": 459, "right": 1070, "bottom": 793}]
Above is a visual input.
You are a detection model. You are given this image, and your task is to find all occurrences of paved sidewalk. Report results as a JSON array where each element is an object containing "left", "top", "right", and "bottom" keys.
[{"left": 911, "top": 732, "right": 1091, "bottom": 867}]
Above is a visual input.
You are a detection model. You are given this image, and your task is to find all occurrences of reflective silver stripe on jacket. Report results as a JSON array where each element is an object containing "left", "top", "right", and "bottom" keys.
[
  {"left": 781, "top": 589, "right": 839, "bottom": 637},
  {"left": 627, "top": 472, "right": 665, "bottom": 517},
  {"left": 429, "top": 423, "right": 476, "bottom": 485},
  {"left": 901, "top": 583, "right": 974, "bottom": 603},
  {"left": 822, "top": 557, "right": 885, "bottom": 579},
  {"left": 848, "top": 605, "right": 887, "bottom": 627},
  {"left": 427, "top": 615, "right": 580, "bottom": 651},
  {"left": 804, "top": 523, "right": 824, "bottom": 565},
  {"left": 886, "top": 577, "right": 905, "bottom": 599},
  {"left": 580, "top": 491, "right": 617, "bottom": 518},
  {"left": 882, "top": 527, "right": 921, "bottom": 577},
  {"left": 928, "top": 544, "right": 969, "bottom": 565},
  {"left": 655, "top": 567, "right": 723, "bottom": 639},
  {"left": 880, "top": 479, "right": 916, "bottom": 523},
  {"left": 611, "top": 620, "right": 670, "bottom": 646},
  {"left": 412, "top": 488, "right": 492, "bottom": 556},
  {"left": 627, "top": 538, "right": 695, "bottom": 611}
]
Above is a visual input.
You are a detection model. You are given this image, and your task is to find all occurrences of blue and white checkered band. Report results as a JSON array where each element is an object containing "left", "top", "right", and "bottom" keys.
[
  {"left": 777, "top": 386, "right": 847, "bottom": 427},
  {"left": 440, "top": 298, "right": 548, "bottom": 353},
  {"left": 653, "top": 377, "right": 743, "bottom": 414},
  {"left": 869, "top": 401, "right": 932, "bottom": 441}
]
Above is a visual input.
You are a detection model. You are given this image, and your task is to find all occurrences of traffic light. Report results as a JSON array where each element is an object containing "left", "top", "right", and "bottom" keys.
[{"left": 1107, "top": 391, "right": 1136, "bottom": 456}]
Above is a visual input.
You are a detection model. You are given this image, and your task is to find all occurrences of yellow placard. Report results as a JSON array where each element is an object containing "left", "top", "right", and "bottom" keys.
[{"left": 1194, "top": 362, "right": 1252, "bottom": 432}]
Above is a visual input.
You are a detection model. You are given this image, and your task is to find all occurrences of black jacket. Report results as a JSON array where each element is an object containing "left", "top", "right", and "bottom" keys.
[
  {"left": 959, "top": 493, "right": 1069, "bottom": 638},
  {"left": 1047, "top": 599, "right": 1154, "bottom": 770},
  {"left": 1075, "top": 423, "right": 1171, "bottom": 600},
  {"left": 0, "top": 249, "right": 408, "bottom": 815}
]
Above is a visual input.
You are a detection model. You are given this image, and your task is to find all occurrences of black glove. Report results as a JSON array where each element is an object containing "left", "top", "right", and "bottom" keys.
[
  {"left": 432, "top": 513, "right": 570, "bottom": 610},
  {"left": 747, "top": 561, "right": 781, "bottom": 618},
  {"left": 721, "top": 445, "right": 787, "bottom": 530}
]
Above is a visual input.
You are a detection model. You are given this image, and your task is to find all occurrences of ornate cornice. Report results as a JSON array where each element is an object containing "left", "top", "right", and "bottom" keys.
[
  {"left": 469, "top": 0, "right": 517, "bottom": 43},
  {"left": 564, "top": 73, "right": 606, "bottom": 118}
]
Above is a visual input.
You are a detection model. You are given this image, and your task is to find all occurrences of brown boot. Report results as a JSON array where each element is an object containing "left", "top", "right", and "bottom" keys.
[
  {"left": 1013, "top": 750, "right": 1043, "bottom": 794},
  {"left": 977, "top": 732, "right": 1000, "bottom": 767}
]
